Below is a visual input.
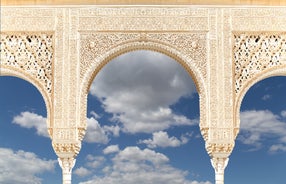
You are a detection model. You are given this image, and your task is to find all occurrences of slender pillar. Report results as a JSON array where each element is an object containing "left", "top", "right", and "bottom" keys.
[
  {"left": 211, "top": 157, "right": 229, "bottom": 184},
  {"left": 58, "top": 157, "right": 76, "bottom": 184}
]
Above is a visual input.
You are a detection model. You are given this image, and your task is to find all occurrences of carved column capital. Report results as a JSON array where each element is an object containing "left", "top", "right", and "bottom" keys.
[
  {"left": 206, "top": 142, "right": 234, "bottom": 158},
  {"left": 52, "top": 142, "right": 81, "bottom": 158},
  {"left": 206, "top": 142, "right": 233, "bottom": 184},
  {"left": 211, "top": 157, "right": 229, "bottom": 173}
]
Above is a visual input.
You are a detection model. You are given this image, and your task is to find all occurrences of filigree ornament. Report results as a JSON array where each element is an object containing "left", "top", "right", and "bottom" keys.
[
  {"left": 233, "top": 32, "right": 286, "bottom": 94},
  {"left": 0, "top": 32, "right": 54, "bottom": 94}
]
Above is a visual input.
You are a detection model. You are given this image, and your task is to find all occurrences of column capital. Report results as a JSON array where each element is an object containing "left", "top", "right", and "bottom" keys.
[
  {"left": 206, "top": 142, "right": 234, "bottom": 158},
  {"left": 58, "top": 157, "right": 76, "bottom": 172},
  {"left": 52, "top": 141, "right": 81, "bottom": 158},
  {"left": 211, "top": 157, "right": 229, "bottom": 173}
]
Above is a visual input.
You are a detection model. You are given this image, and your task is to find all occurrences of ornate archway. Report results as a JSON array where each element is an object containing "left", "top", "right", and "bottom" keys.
[
  {"left": 1, "top": 4, "right": 286, "bottom": 184},
  {"left": 78, "top": 32, "right": 209, "bottom": 142},
  {"left": 233, "top": 32, "right": 286, "bottom": 138}
]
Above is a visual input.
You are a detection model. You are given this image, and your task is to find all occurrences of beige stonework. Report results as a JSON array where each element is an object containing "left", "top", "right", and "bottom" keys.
[
  {"left": 1, "top": 4, "right": 286, "bottom": 184},
  {"left": 2, "top": 0, "right": 286, "bottom": 5}
]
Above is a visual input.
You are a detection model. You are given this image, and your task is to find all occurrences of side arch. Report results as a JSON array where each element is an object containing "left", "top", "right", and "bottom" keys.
[
  {"left": 0, "top": 66, "right": 53, "bottom": 137},
  {"left": 234, "top": 66, "right": 286, "bottom": 137},
  {"left": 79, "top": 40, "right": 208, "bottom": 142}
]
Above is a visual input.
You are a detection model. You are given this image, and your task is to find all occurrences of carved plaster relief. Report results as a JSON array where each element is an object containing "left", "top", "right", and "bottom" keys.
[
  {"left": 233, "top": 32, "right": 286, "bottom": 130},
  {"left": 0, "top": 32, "right": 54, "bottom": 130}
]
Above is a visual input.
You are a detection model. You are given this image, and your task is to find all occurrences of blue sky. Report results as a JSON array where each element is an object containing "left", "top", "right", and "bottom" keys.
[{"left": 0, "top": 50, "right": 285, "bottom": 184}]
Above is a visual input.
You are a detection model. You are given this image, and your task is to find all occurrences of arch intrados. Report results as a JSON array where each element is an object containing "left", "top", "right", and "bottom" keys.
[
  {"left": 0, "top": 67, "right": 52, "bottom": 135},
  {"left": 234, "top": 67, "right": 286, "bottom": 131},
  {"left": 84, "top": 42, "right": 204, "bottom": 97}
]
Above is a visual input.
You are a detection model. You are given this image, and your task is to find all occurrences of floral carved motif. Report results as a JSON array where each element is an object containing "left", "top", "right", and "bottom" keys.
[
  {"left": 233, "top": 32, "right": 286, "bottom": 95},
  {"left": 0, "top": 32, "right": 54, "bottom": 95},
  {"left": 206, "top": 143, "right": 234, "bottom": 157},
  {"left": 80, "top": 32, "right": 207, "bottom": 88},
  {"left": 80, "top": 32, "right": 141, "bottom": 81},
  {"left": 52, "top": 142, "right": 81, "bottom": 157}
]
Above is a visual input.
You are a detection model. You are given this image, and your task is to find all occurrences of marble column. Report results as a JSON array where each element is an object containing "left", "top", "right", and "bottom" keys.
[
  {"left": 58, "top": 157, "right": 76, "bottom": 184},
  {"left": 211, "top": 157, "right": 229, "bottom": 184}
]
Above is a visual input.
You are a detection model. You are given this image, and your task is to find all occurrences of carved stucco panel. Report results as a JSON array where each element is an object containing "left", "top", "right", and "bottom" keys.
[
  {"left": 78, "top": 7, "right": 209, "bottom": 31},
  {"left": 0, "top": 8, "right": 56, "bottom": 31},
  {"left": 231, "top": 8, "right": 286, "bottom": 31},
  {"left": 233, "top": 32, "right": 286, "bottom": 132}
]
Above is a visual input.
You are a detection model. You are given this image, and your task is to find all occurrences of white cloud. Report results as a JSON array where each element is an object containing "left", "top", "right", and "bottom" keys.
[
  {"left": 85, "top": 155, "right": 106, "bottom": 169},
  {"left": 90, "top": 111, "right": 101, "bottom": 119},
  {"left": 74, "top": 167, "right": 92, "bottom": 177},
  {"left": 239, "top": 110, "right": 286, "bottom": 152},
  {"left": 12, "top": 111, "right": 49, "bottom": 137},
  {"left": 0, "top": 147, "right": 56, "bottom": 184},
  {"left": 139, "top": 131, "right": 191, "bottom": 148},
  {"left": 269, "top": 144, "right": 286, "bottom": 152},
  {"left": 103, "top": 125, "right": 120, "bottom": 137},
  {"left": 85, "top": 117, "right": 109, "bottom": 144},
  {"left": 79, "top": 146, "right": 212, "bottom": 184},
  {"left": 103, "top": 145, "right": 120, "bottom": 154},
  {"left": 89, "top": 50, "right": 197, "bottom": 134},
  {"left": 113, "top": 146, "right": 169, "bottom": 165},
  {"left": 281, "top": 110, "right": 286, "bottom": 118}
]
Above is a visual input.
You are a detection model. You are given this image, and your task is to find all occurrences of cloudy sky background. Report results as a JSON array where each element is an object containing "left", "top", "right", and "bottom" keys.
[{"left": 0, "top": 50, "right": 285, "bottom": 184}]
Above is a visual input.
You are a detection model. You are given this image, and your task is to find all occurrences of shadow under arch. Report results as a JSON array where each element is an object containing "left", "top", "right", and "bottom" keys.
[
  {"left": 80, "top": 41, "right": 208, "bottom": 139},
  {"left": 0, "top": 67, "right": 53, "bottom": 137},
  {"left": 234, "top": 66, "right": 286, "bottom": 136}
]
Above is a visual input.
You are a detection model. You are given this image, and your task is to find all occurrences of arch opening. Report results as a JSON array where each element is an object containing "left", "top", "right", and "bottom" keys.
[
  {"left": 0, "top": 76, "right": 60, "bottom": 183},
  {"left": 84, "top": 44, "right": 204, "bottom": 97},
  {"left": 234, "top": 67, "right": 286, "bottom": 130},
  {"left": 0, "top": 68, "right": 52, "bottom": 130},
  {"left": 74, "top": 50, "right": 212, "bottom": 184},
  {"left": 228, "top": 76, "right": 286, "bottom": 183}
]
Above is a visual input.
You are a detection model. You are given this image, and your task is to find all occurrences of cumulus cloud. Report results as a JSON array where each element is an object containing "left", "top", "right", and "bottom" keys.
[
  {"left": 85, "top": 117, "right": 109, "bottom": 144},
  {"left": 89, "top": 50, "right": 197, "bottom": 134},
  {"left": 90, "top": 111, "right": 101, "bottom": 119},
  {"left": 74, "top": 167, "right": 92, "bottom": 177},
  {"left": 281, "top": 110, "right": 286, "bottom": 118},
  {"left": 85, "top": 155, "right": 106, "bottom": 169},
  {"left": 239, "top": 109, "right": 286, "bottom": 152},
  {"left": 85, "top": 111, "right": 121, "bottom": 143},
  {"left": 0, "top": 147, "right": 56, "bottom": 184},
  {"left": 78, "top": 146, "right": 212, "bottom": 184},
  {"left": 12, "top": 111, "right": 49, "bottom": 137},
  {"left": 103, "top": 125, "right": 120, "bottom": 137},
  {"left": 139, "top": 131, "right": 191, "bottom": 148},
  {"left": 103, "top": 145, "right": 120, "bottom": 154},
  {"left": 269, "top": 144, "right": 286, "bottom": 152}
]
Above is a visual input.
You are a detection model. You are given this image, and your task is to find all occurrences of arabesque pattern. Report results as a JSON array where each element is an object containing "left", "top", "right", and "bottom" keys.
[
  {"left": 234, "top": 32, "right": 286, "bottom": 95},
  {"left": 1, "top": 5, "right": 286, "bottom": 184},
  {"left": 0, "top": 32, "right": 54, "bottom": 94}
]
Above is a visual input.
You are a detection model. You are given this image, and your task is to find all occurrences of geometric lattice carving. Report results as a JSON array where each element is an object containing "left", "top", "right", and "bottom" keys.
[
  {"left": 0, "top": 32, "right": 53, "bottom": 94},
  {"left": 234, "top": 32, "right": 286, "bottom": 94}
]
